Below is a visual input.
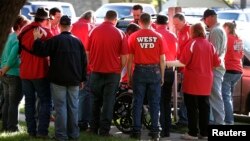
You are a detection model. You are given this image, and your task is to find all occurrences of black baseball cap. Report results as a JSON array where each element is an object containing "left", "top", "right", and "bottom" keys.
[
  {"left": 60, "top": 15, "right": 71, "bottom": 25},
  {"left": 201, "top": 9, "right": 217, "bottom": 20}
]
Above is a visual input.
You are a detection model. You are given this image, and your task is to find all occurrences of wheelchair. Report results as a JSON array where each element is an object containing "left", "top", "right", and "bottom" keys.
[{"left": 113, "top": 82, "right": 151, "bottom": 134}]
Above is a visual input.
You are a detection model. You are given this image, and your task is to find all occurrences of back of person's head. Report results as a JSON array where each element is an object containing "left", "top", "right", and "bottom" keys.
[
  {"left": 223, "top": 21, "right": 237, "bottom": 35},
  {"left": 59, "top": 15, "right": 71, "bottom": 31},
  {"left": 13, "top": 15, "right": 29, "bottom": 31},
  {"left": 156, "top": 15, "right": 168, "bottom": 25},
  {"left": 126, "top": 23, "right": 141, "bottom": 36},
  {"left": 190, "top": 23, "right": 206, "bottom": 38},
  {"left": 139, "top": 13, "right": 151, "bottom": 26},
  {"left": 105, "top": 10, "right": 117, "bottom": 21},
  {"left": 132, "top": 4, "right": 143, "bottom": 11},
  {"left": 80, "top": 10, "right": 95, "bottom": 21},
  {"left": 49, "top": 7, "right": 61, "bottom": 16},
  {"left": 173, "top": 12, "right": 186, "bottom": 21}
]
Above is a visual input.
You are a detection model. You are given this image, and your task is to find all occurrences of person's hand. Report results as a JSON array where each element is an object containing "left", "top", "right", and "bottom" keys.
[
  {"left": 161, "top": 77, "right": 164, "bottom": 86},
  {"left": 80, "top": 82, "right": 85, "bottom": 90},
  {"left": 33, "top": 28, "right": 43, "bottom": 40}
]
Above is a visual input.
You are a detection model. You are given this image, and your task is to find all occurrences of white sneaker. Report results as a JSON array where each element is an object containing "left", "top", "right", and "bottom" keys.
[{"left": 181, "top": 133, "right": 198, "bottom": 140}]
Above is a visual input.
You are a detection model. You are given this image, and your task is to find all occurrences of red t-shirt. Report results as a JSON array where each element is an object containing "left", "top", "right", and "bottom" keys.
[
  {"left": 20, "top": 22, "right": 53, "bottom": 79},
  {"left": 51, "top": 25, "right": 60, "bottom": 36},
  {"left": 71, "top": 19, "right": 94, "bottom": 48},
  {"left": 87, "top": 21, "right": 128, "bottom": 73},
  {"left": 225, "top": 34, "right": 244, "bottom": 72},
  {"left": 128, "top": 29, "right": 165, "bottom": 64},
  {"left": 179, "top": 37, "right": 220, "bottom": 95},
  {"left": 71, "top": 19, "right": 94, "bottom": 74},
  {"left": 155, "top": 25, "right": 178, "bottom": 61}
]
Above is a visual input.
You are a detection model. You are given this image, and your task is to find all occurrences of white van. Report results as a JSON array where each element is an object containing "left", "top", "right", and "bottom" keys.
[{"left": 21, "top": 1, "right": 76, "bottom": 21}]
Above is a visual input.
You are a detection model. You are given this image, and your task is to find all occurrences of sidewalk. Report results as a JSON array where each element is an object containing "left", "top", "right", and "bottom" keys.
[{"left": 19, "top": 114, "right": 205, "bottom": 141}]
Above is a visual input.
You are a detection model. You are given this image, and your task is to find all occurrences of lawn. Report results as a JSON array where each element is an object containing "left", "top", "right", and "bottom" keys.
[{"left": 0, "top": 121, "right": 135, "bottom": 141}]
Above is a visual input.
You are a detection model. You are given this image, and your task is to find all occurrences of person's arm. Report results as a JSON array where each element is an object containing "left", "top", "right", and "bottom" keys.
[
  {"left": 160, "top": 54, "right": 165, "bottom": 86},
  {"left": 209, "top": 28, "right": 227, "bottom": 57},
  {"left": 121, "top": 54, "right": 128, "bottom": 70},
  {"left": 32, "top": 28, "right": 51, "bottom": 57},
  {"left": 127, "top": 54, "right": 134, "bottom": 87},
  {"left": 81, "top": 43, "right": 87, "bottom": 83},
  {"left": 166, "top": 60, "right": 185, "bottom": 68}
]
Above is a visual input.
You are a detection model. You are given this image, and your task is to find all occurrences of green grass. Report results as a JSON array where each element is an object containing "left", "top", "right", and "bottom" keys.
[{"left": 0, "top": 121, "right": 135, "bottom": 141}]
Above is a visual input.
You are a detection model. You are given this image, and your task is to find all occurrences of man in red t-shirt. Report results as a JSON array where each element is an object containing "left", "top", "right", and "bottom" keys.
[
  {"left": 19, "top": 7, "right": 53, "bottom": 138},
  {"left": 173, "top": 13, "right": 191, "bottom": 126},
  {"left": 86, "top": 10, "right": 128, "bottom": 136},
  {"left": 130, "top": 4, "right": 143, "bottom": 25},
  {"left": 49, "top": 7, "right": 62, "bottom": 36},
  {"left": 128, "top": 13, "right": 165, "bottom": 140},
  {"left": 155, "top": 14, "right": 178, "bottom": 137},
  {"left": 71, "top": 10, "right": 95, "bottom": 131}
]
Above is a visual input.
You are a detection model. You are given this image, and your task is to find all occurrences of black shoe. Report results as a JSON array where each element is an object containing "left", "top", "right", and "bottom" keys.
[
  {"left": 78, "top": 123, "right": 88, "bottom": 131},
  {"left": 36, "top": 134, "right": 50, "bottom": 139},
  {"left": 130, "top": 132, "right": 141, "bottom": 139},
  {"left": 86, "top": 128, "right": 98, "bottom": 135},
  {"left": 28, "top": 133, "right": 36, "bottom": 138},
  {"left": 175, "top": 122, "right": 188, "bottom": 127},
  {"left": 160, "top": 132, "right": 170, "bottom": 137},
  {"left": 148, "top": 132, "right": 160, "bottom": 141}
]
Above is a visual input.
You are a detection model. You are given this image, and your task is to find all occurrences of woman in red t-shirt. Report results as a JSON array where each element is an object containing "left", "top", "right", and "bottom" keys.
[
  {"left": 167, "top": 23, "right": 220, "bottom": 140},
  {"left": 222, "top": 22, "right": 244, "bottom": 125}
]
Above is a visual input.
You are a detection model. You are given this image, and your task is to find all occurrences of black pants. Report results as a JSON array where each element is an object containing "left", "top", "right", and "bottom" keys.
[
  {"left": 184, "top": 93, "right": 210, "bottom": 137},
  {"left": 2, "top": 75, "right": 22, "bottom": 131},
  {"left": 160, "top": 68, "right": 174, "bottom": 135}
]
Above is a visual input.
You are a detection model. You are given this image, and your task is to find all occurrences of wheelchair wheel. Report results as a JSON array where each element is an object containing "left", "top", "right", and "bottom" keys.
[{"left": 113, "top": 91, "right": 133, "bottom": 134}]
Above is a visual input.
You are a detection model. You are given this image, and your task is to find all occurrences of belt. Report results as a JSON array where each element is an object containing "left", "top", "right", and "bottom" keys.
[{"left": 135, "top": 64, "right": 159, "bottom": 67}]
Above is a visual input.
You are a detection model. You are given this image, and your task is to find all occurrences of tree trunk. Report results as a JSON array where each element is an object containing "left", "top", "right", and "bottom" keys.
[
  {"left": 158, "top": 0, "right": 162, "bottom": 12},
  {"left": 0, "top": 0, "right": 26, "bottom": 54}
]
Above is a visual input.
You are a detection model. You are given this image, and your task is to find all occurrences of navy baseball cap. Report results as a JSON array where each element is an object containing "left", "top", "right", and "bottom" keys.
[{"left": 201, "top": 9, "right": 217, "bottom": 20}]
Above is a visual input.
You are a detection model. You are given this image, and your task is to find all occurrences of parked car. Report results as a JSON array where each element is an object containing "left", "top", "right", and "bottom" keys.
[
  {"left": 21, "top": 1, "right": 77, "bottom": 22},
  {"left": 233, "top": 56, "right": 250, "bottom": 115},
  {"left": 95, "top": 3, "right": 157, "bottom": 25}
]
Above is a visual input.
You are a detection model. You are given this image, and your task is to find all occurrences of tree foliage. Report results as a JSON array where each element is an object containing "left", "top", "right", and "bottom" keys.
[{"left": 0, "top": 0, "right": 26, "bottom": 54}]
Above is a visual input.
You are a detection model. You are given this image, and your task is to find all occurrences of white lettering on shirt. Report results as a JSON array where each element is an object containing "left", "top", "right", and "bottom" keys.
[{"left": 136, "top": 37, "right": 157, "bottom": 48}]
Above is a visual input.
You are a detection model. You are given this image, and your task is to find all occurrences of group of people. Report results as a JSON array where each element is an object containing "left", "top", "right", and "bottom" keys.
[{"left": 0, "top": 3, "right": 244, "bottom": 141}]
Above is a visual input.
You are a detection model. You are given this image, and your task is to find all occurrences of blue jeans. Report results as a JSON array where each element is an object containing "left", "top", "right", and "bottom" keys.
[
  {"left": 209, "top": 69, "right": 225, "bottom": 125},
  {"left": 22, "top": 78, "right": 51, "bottom": 136},
  {"left": 2, "top": 75, "right": 22, "bottom": 131},
  {"left": 51, "top": 83, "right": 79, "bottom": 140},
  {"left": 78, "top": 74, "right": 93, "bottom": 129},
  {"left": 89, "top": 72, "right": 120, "bottom": 135},
  {"left": 160, "top": 68, "right": 174, "bottom": 135},
  {"left": 132, "top": 65, "right": 161, "bottom": 134},
  {"left": 222, "top": 72, "right": 242, "bottom": 124}
]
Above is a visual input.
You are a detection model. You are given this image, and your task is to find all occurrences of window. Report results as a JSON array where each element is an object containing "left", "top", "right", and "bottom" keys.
[
  {"left": 95, "top": 5, "right": 132, "bottom": 19},
  {"left": 62, "top": 6, "right": 72, "bottom": 18},
  {"left": 217, "top": 12, "right": 239, "bottom": 21},
  {"left": 238, "top": 13, "right": 247, "bottom": 22}
]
